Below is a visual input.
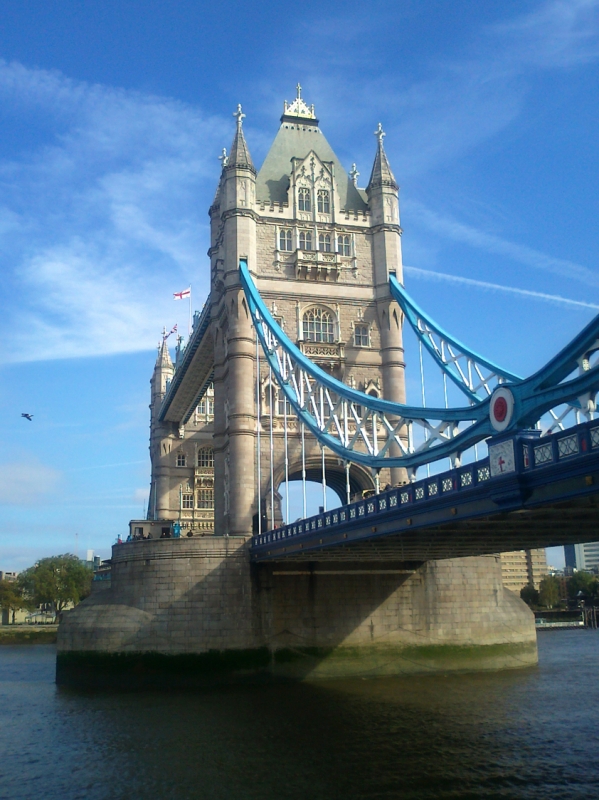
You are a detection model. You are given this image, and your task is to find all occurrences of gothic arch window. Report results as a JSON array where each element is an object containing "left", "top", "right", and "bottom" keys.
[
  {"left": 279, "top": 229, "right": 293, "bottom": 251},
  {"left": 319, "top": 233, "right": 331, "bottom": 252},
  {"left": 302, "top": 306, "right": 335, "bottom": 343},
  {"left": 176, "top": 452, "right": 187, "bottom": 467},
  {"left": 317, "top": 190, "right": 330, "bottom": 213},
  {"left": 197, "top": 447, "right": 214, "bottom": 468},
  {"left": 338, "top": 235, "right": 351, "bottom": 256},
  {"left": 299, "top": 230, "right": 312, "bottom": 251},
  {"left": 298, "top": 187, "right": 311, "bottom": 212}
]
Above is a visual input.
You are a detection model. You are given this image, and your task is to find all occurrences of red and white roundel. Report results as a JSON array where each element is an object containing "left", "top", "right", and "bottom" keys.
[{"left": 490, "top": 387, "right": 514, "bottom": 432}]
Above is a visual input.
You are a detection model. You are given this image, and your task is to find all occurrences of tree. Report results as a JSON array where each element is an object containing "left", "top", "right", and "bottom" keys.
[
  {"left": 18, "top": 555, "right": 93, "bottom": 621},
  {"left": 567, "top": 571, "right": 599, "bottom": 602},
  {"left": 0, "top": 580, "right": 29, "bottom": 624},
  {"left": 539, "top": 575, "right": 560, "bottom": 609},
  {"left": 520, "top": 584, "right": 539, "bottom": 607}
]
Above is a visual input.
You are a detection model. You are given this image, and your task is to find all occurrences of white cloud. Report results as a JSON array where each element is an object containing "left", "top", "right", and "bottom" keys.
[
  {"left": 0, "top": 60, "right": 226, "bottom": 364},
  {"left": 408, "top": 202, "right": 599, "bottom": 288},
  {"left": 0, "top": 459, "right": 61, "bottom": 506},
  {"left": 405, "top": 266, "right": 599, "bottom": 311}
]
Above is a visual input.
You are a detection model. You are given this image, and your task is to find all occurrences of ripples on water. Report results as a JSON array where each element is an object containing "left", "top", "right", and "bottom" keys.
[{"left": 0, "top": 633, "right": 598, "bottom": 799}]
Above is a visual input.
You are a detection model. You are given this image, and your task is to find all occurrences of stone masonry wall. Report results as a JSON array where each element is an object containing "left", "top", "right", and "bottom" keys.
[{"left": 58, "top": 538, "right": 537, "bottom": 680}]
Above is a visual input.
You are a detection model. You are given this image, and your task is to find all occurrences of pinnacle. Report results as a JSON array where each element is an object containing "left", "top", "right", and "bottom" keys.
[
  {"left": 226, "top": 104, "right": 256, "bottom": 172},
  {"left": 367, "top": 122, "right": 398, "bottom": 193},
  {"left": 156, "top": 336, "right": 173, "bottom": 369}
]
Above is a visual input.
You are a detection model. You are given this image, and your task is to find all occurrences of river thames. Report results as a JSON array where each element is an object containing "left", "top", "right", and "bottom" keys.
[{"left": 0, "top": 631, "right": 598, "bottom": 799}]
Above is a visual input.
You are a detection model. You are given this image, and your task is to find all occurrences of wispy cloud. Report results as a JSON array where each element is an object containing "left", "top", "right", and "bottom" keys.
[
  {"left": 0, "top": 459, "right": 61, "bottom": 506},
  {"left": 405, "top": 266, "right": 599, "bottom": 310},
  {"left": 0, "top": 60, "right": 226, "bottom": 364},
  {"left": 408, "top": 201, "right": 599, "bottom": 289}
]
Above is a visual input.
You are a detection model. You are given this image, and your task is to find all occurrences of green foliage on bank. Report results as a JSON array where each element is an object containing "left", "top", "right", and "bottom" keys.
[{"left": 17, "top": 555, "right": 93, "bottom": 621}]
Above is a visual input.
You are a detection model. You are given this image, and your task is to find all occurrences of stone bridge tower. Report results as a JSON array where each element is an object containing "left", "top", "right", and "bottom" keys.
[
  {"left": 209, "top": 88, "right": 407, "bottom": 535},
  {"left": 57, "top": 91, "right": 537, "bottom": 687}
]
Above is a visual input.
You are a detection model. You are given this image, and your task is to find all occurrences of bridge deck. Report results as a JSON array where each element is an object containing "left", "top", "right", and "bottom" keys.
[{"left": 251, "top": 419, "right": 599, "bottom": 562}]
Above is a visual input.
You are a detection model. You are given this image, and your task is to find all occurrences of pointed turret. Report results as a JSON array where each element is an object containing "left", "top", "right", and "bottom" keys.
[
  {"left": 151, "top": 331, "right": 175, "bottom": 405},
  {"left": 156, "top": 336, "right": 173, "bottom": 370},
  {"left": 226, "top": 105, "right": 256, "bottom": 173},
  {"left": 367, "top": 123, "right": 398, "bottom": 193}
]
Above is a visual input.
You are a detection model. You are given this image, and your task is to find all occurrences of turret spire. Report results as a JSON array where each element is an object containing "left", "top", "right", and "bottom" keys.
[
  {"left": 226, "top": 104, "right": 255, "bottom": 172},
  {"left": 156, "top": 329, "right": 174, "bottom": 369},
  {"left": 367, "top": 122, "right": 398, "bottom": 193}
]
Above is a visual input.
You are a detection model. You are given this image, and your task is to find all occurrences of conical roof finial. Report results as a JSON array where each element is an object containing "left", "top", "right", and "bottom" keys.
[
  {"left": 226, "top": 103, "right": 255, "bottom": 172},
  {"left": 367, "top": 122, "right": 398, "bottom": 193},
  {"left": 156, "top": 335, "right": 173, "bottom": 369}
]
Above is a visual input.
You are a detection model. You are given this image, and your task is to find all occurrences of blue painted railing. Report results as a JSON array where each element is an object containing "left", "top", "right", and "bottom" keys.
[{"left": 251, "top": 418, "right": 599, "bottom": 551}]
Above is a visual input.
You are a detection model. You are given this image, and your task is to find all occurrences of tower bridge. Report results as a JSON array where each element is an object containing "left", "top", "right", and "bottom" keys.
[{"left": 57, "top": 89, "right": 599, "bottom": 687}]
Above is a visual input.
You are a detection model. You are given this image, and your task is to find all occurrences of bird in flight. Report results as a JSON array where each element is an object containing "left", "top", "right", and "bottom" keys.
[{"left": 21, "top": 413, "right": 33, "bottom": 421}]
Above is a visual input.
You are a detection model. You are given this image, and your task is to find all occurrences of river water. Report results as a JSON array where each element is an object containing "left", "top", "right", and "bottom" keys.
[{"left": 0, "top": 632, "right": 598, "bottom": 799}]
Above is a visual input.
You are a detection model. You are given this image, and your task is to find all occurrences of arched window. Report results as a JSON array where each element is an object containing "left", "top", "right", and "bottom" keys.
[
  {"left": 299, "top": 231, "right": 312, "bottom": 251},
  {"left": 176, "top": 452, "right": 186, "bottom": 467},
  {"left": 197, "top": 447, "right": 214, "bottom": 468},
  {"left": 338, "top": 235, "right": 351, "bottom": 256},
  {"left": 298, "top": 188, "right": 311, "bottom": 212},
  {"left": 279, "top": 229, "right": 293, "bottom": 251},
  {"left": 318, "top": 233, "right": 331, "bottom": 252},
  {"left": 317, "top": 190, "right": 330, "bottom": 213},
  {"left": 303, "top": 307, "right": 335, "bottom": 343}
]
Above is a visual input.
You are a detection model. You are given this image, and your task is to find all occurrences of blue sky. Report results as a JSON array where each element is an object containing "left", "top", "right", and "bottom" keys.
[{"left": 1, "top": 0, "right": 598, "bottom": 570}]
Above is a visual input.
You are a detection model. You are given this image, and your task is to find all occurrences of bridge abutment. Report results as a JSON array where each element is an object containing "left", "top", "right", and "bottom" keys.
[{"left": 57, "top": 539, "right": 536, "bottom": 688}]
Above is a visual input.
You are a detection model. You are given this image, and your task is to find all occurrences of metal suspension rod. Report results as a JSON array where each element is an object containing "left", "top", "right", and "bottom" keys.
[
  {"left": 256, "top": 330, "right": 262, "bottom": 536},
  {"left": 283, "top": 383, "right": 289, "bottom": 525},
  {"left": 268, "top": 366, "right": 275, "bottom": 529},
  {"left": 345, "top": 461, "right": 351, "bottom": 505},
  {"left": 419, "top": 340, "right": 430, "bottom": 478},
  {"left": 321, "top": 445, "right": 327, "bottom": 512},
  {"left": 301, "top": 422, "right": 307, "bottom": 519}
]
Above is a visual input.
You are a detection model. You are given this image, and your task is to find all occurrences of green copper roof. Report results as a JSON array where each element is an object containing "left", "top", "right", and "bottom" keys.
[{"left": 255, "top": 124, "right": 368, "bottom": 212}]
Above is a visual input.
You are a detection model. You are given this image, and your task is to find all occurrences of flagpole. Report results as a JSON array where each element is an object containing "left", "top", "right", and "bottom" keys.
[{"left": 188, "top": 285, "right": 192, "bottom": 340}]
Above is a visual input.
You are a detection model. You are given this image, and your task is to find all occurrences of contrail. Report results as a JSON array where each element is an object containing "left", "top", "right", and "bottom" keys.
[{"left": 404, "top": 266, "right": 599, "bottom": 311}]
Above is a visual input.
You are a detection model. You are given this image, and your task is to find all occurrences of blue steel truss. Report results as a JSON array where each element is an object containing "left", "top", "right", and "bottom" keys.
[
  {"left": 240, "top": 260, "right": 599, "bottom": 472},
  {"left": 388, "top": 274, "right": 519, "bottom": 401}
]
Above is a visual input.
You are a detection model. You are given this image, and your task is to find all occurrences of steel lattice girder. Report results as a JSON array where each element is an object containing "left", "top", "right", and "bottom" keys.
[{"left": 240, "top": 259, "right": 599, "bottom": 470}]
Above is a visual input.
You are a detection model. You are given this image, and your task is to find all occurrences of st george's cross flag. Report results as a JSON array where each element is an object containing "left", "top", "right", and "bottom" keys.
[{"left": 173, "top": 287, "right": 191, "bottom": 300}]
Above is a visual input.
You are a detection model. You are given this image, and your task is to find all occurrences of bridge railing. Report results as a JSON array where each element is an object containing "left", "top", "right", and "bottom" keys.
[{"left": 251, "top": 418, "right": 599, "bottom": 552}]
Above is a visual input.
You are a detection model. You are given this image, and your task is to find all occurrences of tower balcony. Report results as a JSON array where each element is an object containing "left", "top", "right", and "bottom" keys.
[
  {"left": 298, "top": 340, "right": 346, "bottom": 376},
  {"left": 294, "top": 249, "right": 347, "bottom": 281}
]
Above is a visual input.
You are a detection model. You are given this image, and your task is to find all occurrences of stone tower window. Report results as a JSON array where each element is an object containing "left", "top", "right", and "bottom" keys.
[
  {"left": 298, "top": 187, "right": 311, "bottom": 212},
  {"left": 182, "top": 493, "right": 194, "bottom": 509},
  {"left": 317, "top": 190, "right": 330, "bottom": 213},
  {"left": 338, "top": 235, "right": 351, "bottom": 256},
  {"left": 279, "top": 229, "right": 293, "bottom": 251},
  {"left": 299, "top": 231, "right": 313, "bottom": 251},
  {"left": 303, "top": 307, "right": 335, "bottom": 343},
  {"left": 197, "top": 488, "right": 214, "bottom": 509},
  {"left": 319, "top": 233, "right": 331, "bottom": 252},
  {"left": 197, "top": 447, "right": 214, "bottom": 468},
  {"left": 176, "top": 452, "right": 187, "bottom": 467},
  {"left": 354, "top": 324, "right": 369, "bottom": 347}
]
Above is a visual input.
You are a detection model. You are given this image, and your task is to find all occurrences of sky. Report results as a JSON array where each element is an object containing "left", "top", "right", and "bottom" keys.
[{"left": 1, "top": 0, "right": 598, "bottom": 570}]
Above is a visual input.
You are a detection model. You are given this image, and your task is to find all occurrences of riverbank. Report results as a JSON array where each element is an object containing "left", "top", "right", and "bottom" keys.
[{"left": 0, "top": 625, "right": 58, "bottom": 645}]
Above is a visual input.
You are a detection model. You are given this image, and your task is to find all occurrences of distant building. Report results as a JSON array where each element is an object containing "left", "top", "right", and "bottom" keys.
[
  {"left": 564, "top": 542, "right": 599, "bottom": 572},
  {"left": 501, "top": 549, "right": 547, "bottom": 593}
]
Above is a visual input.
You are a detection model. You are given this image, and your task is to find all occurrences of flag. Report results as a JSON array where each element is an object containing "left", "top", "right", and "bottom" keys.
[
  {"left": 173, "top": 287, "right": 191, "bottom": 300},
  {"left": 164, "top": 324, "right": 177, "bottom": 340}
]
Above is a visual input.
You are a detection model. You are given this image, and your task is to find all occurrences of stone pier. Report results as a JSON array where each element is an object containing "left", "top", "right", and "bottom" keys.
[{"left": 57, "top": 538, "right": 537, "bottom": 688}]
